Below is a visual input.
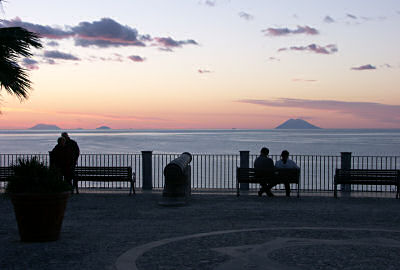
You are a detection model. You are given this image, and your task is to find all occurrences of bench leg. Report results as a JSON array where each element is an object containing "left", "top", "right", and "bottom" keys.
[
  {"left": 334, "top": 183, "right": 337, "bottom": 198},
  {"left": 129, "top": 181, "right": 135, "bottom": 196},
  {"left": 73, "top": 179, "right": 79, "bottom": 194},
  {"left": 297, "top": 184, "right": 300, "bottom": 198},
  {"left": 237, "top": 182, "right": 240, "bottom": 197}
]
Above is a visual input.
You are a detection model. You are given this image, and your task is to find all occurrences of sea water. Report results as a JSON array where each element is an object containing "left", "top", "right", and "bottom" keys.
[{"left": 0, "top": 129, "right": 399, "bottom": 155}]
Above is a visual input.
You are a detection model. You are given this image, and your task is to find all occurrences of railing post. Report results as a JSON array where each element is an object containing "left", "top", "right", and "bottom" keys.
[
  {"left": 240, "top": 151, "right": 250, "bottom": 191},
  {"left": 142, "top": 151, "right": 153, "bottom": 190},
  {"left": 341, "top": 152, "right": 352, "bottom": 193}
]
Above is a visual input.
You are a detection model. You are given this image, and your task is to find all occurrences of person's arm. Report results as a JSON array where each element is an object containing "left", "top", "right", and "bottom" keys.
[
  {"left": 275, "top": 160, "right": 282, "bottom": 168},
  {"left": 290, "top": 160, "right": 300, "bottom": 169},
  {"left": 75, "top": 141, "right": 80, "bottom": 157}
]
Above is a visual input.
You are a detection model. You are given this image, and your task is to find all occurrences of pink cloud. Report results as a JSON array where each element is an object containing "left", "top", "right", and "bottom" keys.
[
  {"left": 154, "top": 37, "right": 198, "bottom": 51},
  {"left": 292, "top": 78, "right": 317, "bottom": 82},
  {"left": 262, "top": 25, "right": 319, "bottom": 36},
  {"left": 128, "top": 55, "right": 146, "bottom": 62},
  {"left": 278, "top": 44, "right": 338, "bottom": 55},
  {"left": 198, "top": 69, "right": 212, "bottom": 74},
  {"left": 21, "top": 58, "right": 39, "bottom": 70},
  {"left": 351, "top": 64, "right": 376, "bottom": 71}
]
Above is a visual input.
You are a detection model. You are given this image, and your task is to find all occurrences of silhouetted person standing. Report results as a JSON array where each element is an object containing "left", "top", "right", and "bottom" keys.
[
  {"left": 268, "top": 150, "right": 299, "bottom": 197},
  {"left": 61, "top": 132, "right": 80, "bottom": 193},
  {"left": 50, "top": 136, "right": 74, "bottom": 191},
  {"left": 254, "top": 147, "right": 274, "bottom": 197},
  {"left": 50, "top": 136, "right": 67, "bottom": 172}
]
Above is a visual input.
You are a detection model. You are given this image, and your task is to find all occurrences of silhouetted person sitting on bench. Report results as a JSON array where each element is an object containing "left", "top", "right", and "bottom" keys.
[
  {"left": 254, "top": 147, "right": 274, "bottom": 197},
  {"left": 266, "top": 150, "right": 299, "bottom": 197}
]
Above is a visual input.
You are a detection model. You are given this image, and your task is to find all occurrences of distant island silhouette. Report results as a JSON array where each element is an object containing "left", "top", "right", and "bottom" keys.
[
  {"left": 96, "top": 126, "right": 111, "bottom": 130},
  {"left": 29, "top": 124, "right": 61, "bottom": 130},
  {"left": 275, "top": 119, "right": 321, "bottom": 129}
]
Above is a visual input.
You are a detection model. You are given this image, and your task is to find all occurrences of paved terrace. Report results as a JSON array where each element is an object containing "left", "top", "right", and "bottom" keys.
[{"left": 0, "top": 192, "right": 399, "bottom": 270}]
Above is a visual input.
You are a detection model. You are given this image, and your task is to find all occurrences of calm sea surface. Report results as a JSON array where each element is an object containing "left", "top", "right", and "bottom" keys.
[{"left": 0, "top": 129, "right": 399, "bottom": 155}]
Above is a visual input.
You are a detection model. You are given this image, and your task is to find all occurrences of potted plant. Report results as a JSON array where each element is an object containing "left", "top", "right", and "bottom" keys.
[{"left": 6, "top": 157, "right": 72, "bottom": 242}]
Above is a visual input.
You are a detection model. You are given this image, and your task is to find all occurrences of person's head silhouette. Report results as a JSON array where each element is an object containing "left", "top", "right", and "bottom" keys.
[
  {"left": 281, "top": 150, "right": 289, "bottom": 163},
  {"left": 260, "top": 147, "right": 269, "bottom": 156},
  {"left": 57, "top": 136, "right": 66, "bottom": 146},
  {"left": 61, "top": 132, "right": 70, "bottom": 140}
]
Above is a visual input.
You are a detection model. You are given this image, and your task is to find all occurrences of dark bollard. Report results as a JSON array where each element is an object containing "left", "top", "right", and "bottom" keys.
[
  {"left": 341, "top": 152, "right": 352, "bottom": 194},
  {"left": 159, "top": 152, "right": 192, "bottom": 206},
  {"left": 240, "top": 151, "right": 250, "bottom": 191},
  {"left": 142, "top": 151, "right": 153, "bottom": 190}
]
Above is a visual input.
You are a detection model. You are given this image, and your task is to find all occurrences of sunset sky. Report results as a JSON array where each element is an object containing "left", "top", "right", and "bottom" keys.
[{"left": 1, "top": 0, "right": 400, "bottom": 129}]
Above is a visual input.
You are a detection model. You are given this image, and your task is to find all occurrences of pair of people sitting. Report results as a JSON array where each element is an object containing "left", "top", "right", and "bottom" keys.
[{"left": 254, "top": 147, "right": 299, "bottom": 197}]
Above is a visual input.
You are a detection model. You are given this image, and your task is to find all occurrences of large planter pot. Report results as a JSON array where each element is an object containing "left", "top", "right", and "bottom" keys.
[{"left": 10, "top": 192, "right": 70, "bottom": 242}]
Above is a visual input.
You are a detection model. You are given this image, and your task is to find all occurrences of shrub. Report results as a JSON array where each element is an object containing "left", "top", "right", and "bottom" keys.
[{"left": 6, "top": 157, "right": 72, "bottom": 193}]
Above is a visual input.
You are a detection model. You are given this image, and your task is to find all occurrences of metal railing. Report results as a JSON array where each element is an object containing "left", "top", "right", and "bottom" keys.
[{"left": 1, "top": 153, "right": 399, "bottom": 194}]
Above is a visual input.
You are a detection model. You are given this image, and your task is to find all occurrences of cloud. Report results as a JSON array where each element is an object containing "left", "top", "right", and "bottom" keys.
[
  {"left": 56, "top": 111, "right": 167, "bottom": 122},
  {"left": 198, "top": 69, "right": 212, "bottom": 74},
  {"left": 351, "top": 64, "right": 376, "bottom": 71},
  {"left": 128, "top": 55, "right": 146, "bottom": 62},
  {"left": 201, "top": 0, "right": 216, "bottom": 6},
  {"left": 1, "top": 17, "right": 145, "bottom": 48},
  {"left": 21, "top": 58, "right": 39, "bottom": 70},
  {"left": 262, "top": 25, "right": 319, "bottom": 36},
  {"left": 44, "top": 50, "right": 80, "bottom": 61},
  {"left": 90, "top": 53, "right": 124, "bottom": 62},
  {"left": 139, "top": 34, "right": 152, "bottom": 42},
  {"left": 154, "top": 37, "right": 198, "bottom": 51},
  {"left": 347, "top": 14, "right": 358, "bottom": 20},
  {"left": 238, "top": 12, "right": 254, "bottom": 21},
  {"left": 323, "top": 16, "right": 335, "bottom": 23},
  {"left": 72, "top": 18, "right": 145, "bottom": 48},
  {"left": 380, "top": 63, "right": 393, "bottom": 69},
  {"left": 268, "top": 57, "right": 280, "bottom": 61},
  {"left": 45, "top": 59, "right": 56, "bottom": 65},
  {"left": 278, "top": 44, "right": 338, "bottom": 55},
  {"left": 292, "top": 78, "right": 317, "bottom": 82},
  {"left": 237, "top": 98, "right": 400, "bottom": 124},
  {"left": 46, "top": 41, "right": 59, "bottom": 47},
  {"left": 1, "top": 17, "right": 196, "bottom": 50},
  {"left": 0, "top": 17, "right": 73, "bottom": 39}
]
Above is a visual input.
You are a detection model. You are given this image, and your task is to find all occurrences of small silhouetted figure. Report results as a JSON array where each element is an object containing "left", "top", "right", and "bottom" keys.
[
  {"left": 254, "top": 147, "right": 274, "bottom": 197},
  {"left": 61, "top": 132, "right": 80, "bottom": 193},
  {"left": 268, "top": 150, "right": 299, "bottom": 197}
]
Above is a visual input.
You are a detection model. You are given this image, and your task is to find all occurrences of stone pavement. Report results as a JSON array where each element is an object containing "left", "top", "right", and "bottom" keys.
[{"left": 0, "top": 192, "right": 399, "bottom": 269}]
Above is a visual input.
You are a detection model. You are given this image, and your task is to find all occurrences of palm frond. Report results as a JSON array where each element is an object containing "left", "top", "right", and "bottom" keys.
[
  {"left": 0, "top": 27, "right": 42, "bottom": 58},
  {"left": 0, "top": 59, "right": 31, "bottom": 99},
  {"left": 0, "top": 27, "right": 42, "bottom": 99}
]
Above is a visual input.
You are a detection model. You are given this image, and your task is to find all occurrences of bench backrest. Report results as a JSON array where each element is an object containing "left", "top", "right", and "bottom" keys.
[
  {"left": 75, "top": 166, "right": 132, "bottom": 178},
  {"left": 0, "top": 167, "right": 13, "bottom": 181},
  {"left": 335, "top": 169, "right": 400, "bottom": 181},
  {"left": 237, "top": 167, "right": 300, "bottom": 184}
]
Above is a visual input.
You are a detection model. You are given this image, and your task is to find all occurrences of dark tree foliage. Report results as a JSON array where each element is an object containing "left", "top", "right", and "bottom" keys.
[
  {"left": 0, "top": 1, "right": 42, "bottom": 99},
  {"left": 0, "top": 27, "right": 42, "bottom": 99}
]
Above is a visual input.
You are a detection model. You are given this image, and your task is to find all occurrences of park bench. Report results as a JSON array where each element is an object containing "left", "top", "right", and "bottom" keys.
[
  {"left": 0, "top": 167, "right": 13, "bottom": 189},
  {"left": 334, "top": 169, "right": 400, "bottom": 199},
  {"left": 1, "top": 166, "right": 136, "bottom": 195},
  {"left": 236, "top": 167, "right": 300, "bottom": 197},
  {"left": 74, "top": 166, "right": 135, "bottom": 195}
]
